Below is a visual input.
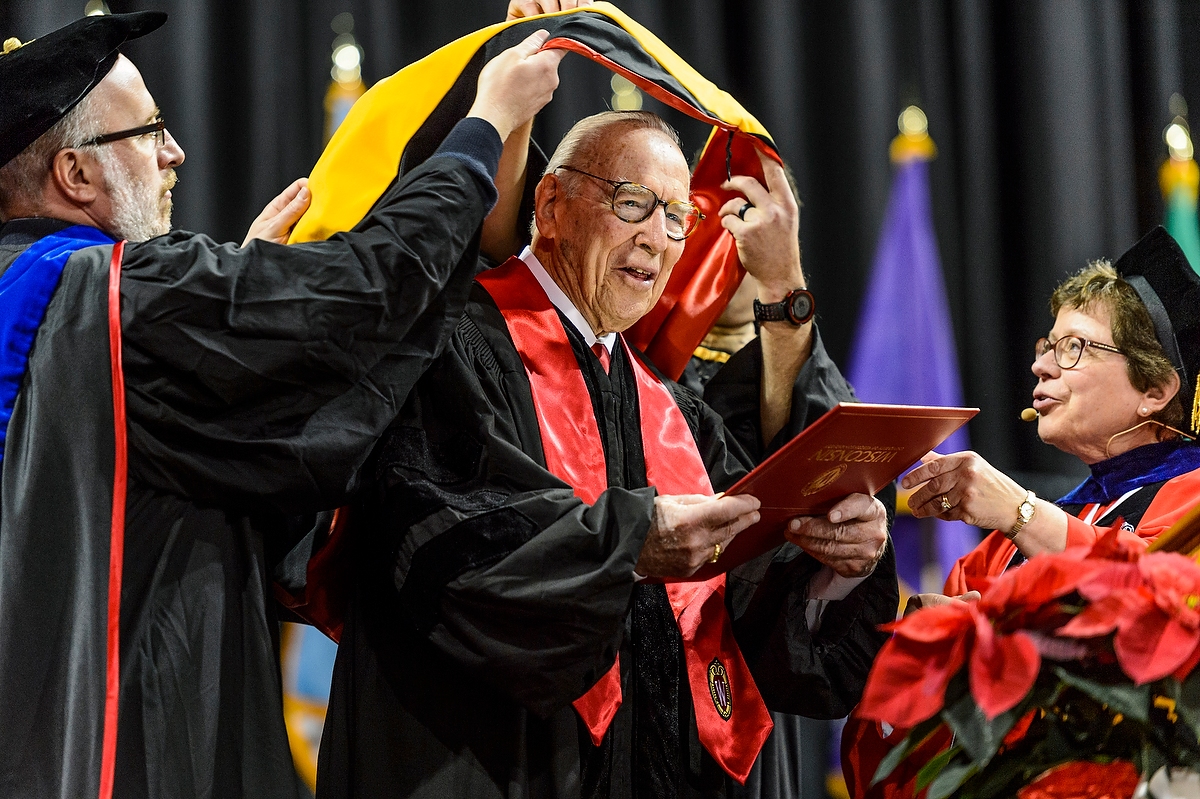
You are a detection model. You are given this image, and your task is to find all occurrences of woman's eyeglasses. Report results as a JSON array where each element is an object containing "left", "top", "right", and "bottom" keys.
[{"left": 1034, "top": 335, "right": 1124, "bottom": 369}]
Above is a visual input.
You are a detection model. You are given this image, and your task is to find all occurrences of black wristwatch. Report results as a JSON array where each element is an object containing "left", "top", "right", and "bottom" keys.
[{"left": 753, "top": 288, "right": 815, "bottom": 326}]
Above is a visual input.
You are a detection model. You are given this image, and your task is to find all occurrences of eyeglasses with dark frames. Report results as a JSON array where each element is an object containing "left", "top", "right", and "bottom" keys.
[
  {"left": 1034, "top": 335, "right": 1125, "bottom": 370},
  {"left": 81, "top": 119, "right": 167, "bottom": 148},
  {"left": 554, "top": 165, "right": 705, "bottom": 241}
]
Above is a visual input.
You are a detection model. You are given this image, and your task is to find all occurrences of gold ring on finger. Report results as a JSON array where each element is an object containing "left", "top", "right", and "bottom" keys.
[
  {"left": 939, "top": 494, "right": 952, "bottom": 512},
  {"left": 710, "top": 542, "right": 722, "bottom": 563}
]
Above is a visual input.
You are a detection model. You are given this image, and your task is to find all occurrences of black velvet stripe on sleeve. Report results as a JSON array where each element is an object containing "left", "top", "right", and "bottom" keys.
[{"left": 399, "top": 504, "right": 543, "bottom": 634}]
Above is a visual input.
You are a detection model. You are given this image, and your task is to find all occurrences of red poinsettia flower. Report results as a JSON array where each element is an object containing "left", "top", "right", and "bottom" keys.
[
  {"left": 859, "top": 524, "right": 1147, "bottom": 727},
  {"left": 1059, "top": 551, "right": 1200, "bottom": 684},
  {"left": 859, "top": 600, "right": 1041, "bottom": 726},
  {"left": 1016, "top": 760, "right": 1140, "bottom": 799},
  {"left": 979, "top": 549, "right": 1093, "bottom": 615},
  {"left": 858, "top": 604, "right": 973, "bottom": 727},
  {"left": 968, "top": 603, "right": 1041, "bottom": 719}
]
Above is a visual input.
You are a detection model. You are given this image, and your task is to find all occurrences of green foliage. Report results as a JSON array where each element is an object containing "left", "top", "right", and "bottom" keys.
[{"left": 875, "top": 664, "right": 1200, "bottom": 799}]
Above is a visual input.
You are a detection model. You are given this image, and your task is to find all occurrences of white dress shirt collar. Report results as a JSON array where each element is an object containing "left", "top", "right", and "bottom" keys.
[{"left": 520, "top": 247, "right": 617, "bottom": 353}]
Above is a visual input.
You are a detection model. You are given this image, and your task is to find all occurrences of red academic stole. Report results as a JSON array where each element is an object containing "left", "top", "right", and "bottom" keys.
[{"left": 476, "top": 257, "right": 773, "bottom": 784}]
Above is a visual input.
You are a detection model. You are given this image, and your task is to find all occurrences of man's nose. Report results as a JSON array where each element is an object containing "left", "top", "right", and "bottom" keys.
[
  {"left": 159, "top": 129, "right": 185, "bottom": 169},
  {"left": 636, "top": 204, "right": 670, "bottom": 254}
]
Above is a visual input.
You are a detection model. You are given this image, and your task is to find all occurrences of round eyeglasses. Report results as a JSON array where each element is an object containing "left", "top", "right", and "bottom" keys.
[
  {"left": 81, "top": 119, "right": 167, "bottom": 148},
  {"left": 554, "top": 165, "right": 705, "bottom": 241},
  {"left": 1034, "top": 335, "right": 1125, "bottom": 369}
]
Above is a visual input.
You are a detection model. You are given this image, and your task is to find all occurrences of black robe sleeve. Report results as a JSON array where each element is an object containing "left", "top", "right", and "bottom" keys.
[
  {"left": 696, "top": 326, "right": 900, "bottom": 718},
  {"left": 369, "top": 297, "right": 655, "bottom": 718},
  {"left": 118, "top": 123, "right": 502, "bottom": 513}
]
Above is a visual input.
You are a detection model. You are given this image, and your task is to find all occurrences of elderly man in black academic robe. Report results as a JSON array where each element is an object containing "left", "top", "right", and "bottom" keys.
[
  {"left": 318, "top": 110, "right": 899, "bottom": 799},
  {"left": 0, "top": 11, "right": 567, "bottom": 799}
]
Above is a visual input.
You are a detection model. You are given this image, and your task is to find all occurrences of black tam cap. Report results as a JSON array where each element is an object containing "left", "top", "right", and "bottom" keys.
[
  {"left": 1113, "top": 226, "right": 1200, "bottom": 435},
  {"left": 0, "top": 11, "right": 166, "bottom": 168}
]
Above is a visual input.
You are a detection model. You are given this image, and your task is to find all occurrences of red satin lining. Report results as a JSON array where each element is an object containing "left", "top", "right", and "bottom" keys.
[
  {"left": 476, "top": 257, "right": 772, "bottom": 782},
  {"left": 99, "top": 241, "right": 127, "bottom": 799},
  {"left": 273, "top": 507, "right": 352, "bottom": 643}
]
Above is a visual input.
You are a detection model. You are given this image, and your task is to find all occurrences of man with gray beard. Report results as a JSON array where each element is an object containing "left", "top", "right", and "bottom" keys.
[{"left": 0, "top": 10, "right": 564, "bottom": 799}]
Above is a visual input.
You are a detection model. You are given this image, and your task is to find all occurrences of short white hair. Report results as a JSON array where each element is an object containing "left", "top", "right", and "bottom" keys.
[
  {"left": 0, "top": 91, "right": 108, "bottom": 217},
  {"left": 545, "top": 110, "right": 681, "bottom": 182}
]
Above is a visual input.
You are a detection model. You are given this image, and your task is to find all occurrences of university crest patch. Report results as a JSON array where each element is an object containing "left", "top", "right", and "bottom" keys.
[{"left": 707, "top": 657, "right": 732, "bottom": 721}]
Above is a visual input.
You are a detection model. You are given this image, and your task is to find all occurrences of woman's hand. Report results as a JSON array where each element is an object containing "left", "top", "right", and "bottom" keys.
[
  {"left": 902, "top": 450, "right": 1068, "bottom": 557},
  {"left": 903, "top": 451, "right": 1027, "bottom": 530}
]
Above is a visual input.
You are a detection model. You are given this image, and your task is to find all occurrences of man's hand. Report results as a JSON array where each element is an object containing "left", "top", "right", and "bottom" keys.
[
  {"left": 636, "top": 494, "right": 761, "bottom": 579},
  {"left": 904, "top": 591, "right": 980, "bottom": 617},
  {"left": 719, "top": 150, "right": 810, "bottom": 445},
  {"left": 468, "top": 30, "right": 566, "bottom": 142},
  {"left": 506, "top": 0, "right": 593, "bottom": 20},
  {"left": 718, "top": 150, "right": 803, "bottom": 303},
  {"left": 242, "top": 178, "right": 311, "bottom": 246},
  {"left": 784, "top": 493, "right": 888, "bottom": 578}
]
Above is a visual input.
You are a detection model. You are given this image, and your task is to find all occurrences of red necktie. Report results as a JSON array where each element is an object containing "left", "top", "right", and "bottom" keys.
[{"left": 592, "top": 342, "right": 611, "bottom": 373}]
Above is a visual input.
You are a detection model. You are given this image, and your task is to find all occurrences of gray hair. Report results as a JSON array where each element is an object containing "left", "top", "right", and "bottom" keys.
[
  {"left": 0, "top": 91, "right": 108, "bottom": 217},
  {"left": 545, "top": 110, "right": 681, "bottom": 181}
]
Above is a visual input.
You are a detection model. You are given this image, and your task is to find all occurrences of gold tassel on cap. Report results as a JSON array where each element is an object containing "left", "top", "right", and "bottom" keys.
[
  {"left": 3, "top": 38, "right": 25, "bottom": 54},
  {"left": 1192, "top": 374, "right": 1200, "bottom": 434}
]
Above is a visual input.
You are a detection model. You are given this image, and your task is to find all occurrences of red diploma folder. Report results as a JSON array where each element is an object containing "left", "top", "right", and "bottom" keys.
[{"left": 681, "top": 402, "right": 978, "bottom": 582}]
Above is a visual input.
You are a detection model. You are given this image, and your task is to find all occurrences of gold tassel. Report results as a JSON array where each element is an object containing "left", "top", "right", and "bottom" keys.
[
  {"left": 1192, "top": 374, "right": 1200, "bottom": 434},
  {"left": 2, "top": 38, "right": 25, "bottom": 54}
]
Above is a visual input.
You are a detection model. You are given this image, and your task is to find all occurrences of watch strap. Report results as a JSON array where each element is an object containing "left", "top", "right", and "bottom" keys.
[
  {"left": 753, "top": 288, "right": 814, "bottom": 326},
  {"left": 1006, "top": 490, "right": 1037, "bottom": 541}
]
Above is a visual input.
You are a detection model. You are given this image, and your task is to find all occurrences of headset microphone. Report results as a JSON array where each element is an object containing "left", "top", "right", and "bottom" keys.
[{"left": 1020, "top": 408, "right": 1039, "bottom": 422}]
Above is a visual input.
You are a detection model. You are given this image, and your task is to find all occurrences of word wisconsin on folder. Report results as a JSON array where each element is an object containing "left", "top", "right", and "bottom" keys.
[{"left": 681, "top": 402, "right": 978, "bottom": 582}]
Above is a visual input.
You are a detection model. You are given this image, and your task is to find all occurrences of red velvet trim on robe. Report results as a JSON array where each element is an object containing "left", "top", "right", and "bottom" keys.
[{"left": 476, "top": 256, "right": 773, "bottom": 784}]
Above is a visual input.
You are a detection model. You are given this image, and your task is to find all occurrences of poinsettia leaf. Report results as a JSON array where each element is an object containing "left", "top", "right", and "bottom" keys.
[
  {"left": 870, "top": 713, "right": 947, "bottom": 786},
  {"left": 970, "top": 629, "right": 1041, "bottom": 719},
  {"left": 915, "top": 745, "right": 957, "bottom": 791},
  {"left": 1053, "top": 666, "right": 1150, "bottom": 722},
  {"left": 927, "top": 761, "right": 978, "bottom": 799},
  {"left": 941, "top": 685, "right": 1025, "bottom": 765},
  {"left": 1114, "top": 607, "right": 1200, "bottom": 684},
  {"left": 1176, "top": 669, "right": 1200, "bottom": 742}
]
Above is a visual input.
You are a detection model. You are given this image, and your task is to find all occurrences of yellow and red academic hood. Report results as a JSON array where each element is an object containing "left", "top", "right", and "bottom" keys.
[{"left": 290, "top": 2, "right": 778, "bottom": 379}]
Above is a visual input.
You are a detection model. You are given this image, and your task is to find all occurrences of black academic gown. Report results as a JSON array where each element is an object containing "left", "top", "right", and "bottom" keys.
[
  {"left": 317, "top": 286, "right": 898, "bottom": 799},
  {"left": 0, "top": 129, "right": 498, "bottom": 799}
]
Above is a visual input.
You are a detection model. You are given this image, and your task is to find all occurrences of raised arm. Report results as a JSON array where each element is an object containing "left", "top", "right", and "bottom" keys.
[
  {"left": 719, "top": 150, "right": 811, "bottom": 446},
  {"left": 120, "top": 32, "right": 566, "bottom": 511}
]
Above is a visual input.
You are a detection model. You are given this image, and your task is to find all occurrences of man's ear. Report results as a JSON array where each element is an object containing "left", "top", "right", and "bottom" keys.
[
  {"left": 48, "top": 148, "right": 101, "bottom": 207},
  {"left": 1142, "top": 369, "right": 1182, "bottom": 414},
  {"left": 532, "top": 173, "right": 560, "bottom": 241}
]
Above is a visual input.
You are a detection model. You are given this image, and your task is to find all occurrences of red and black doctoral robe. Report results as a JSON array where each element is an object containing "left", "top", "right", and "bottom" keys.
[{"left": 317, "top": 259, "right": 899, "bottom": 799}]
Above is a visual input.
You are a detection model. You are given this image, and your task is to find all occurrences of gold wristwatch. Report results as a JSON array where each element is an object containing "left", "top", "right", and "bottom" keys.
[{"left": 1006, "top": 490, "right": 1037, "bottom": 541}]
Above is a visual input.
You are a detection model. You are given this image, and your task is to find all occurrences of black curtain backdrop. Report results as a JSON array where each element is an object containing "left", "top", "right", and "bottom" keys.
[{"left": 5, "top": 0, "right": 1200, "bottom": 494}]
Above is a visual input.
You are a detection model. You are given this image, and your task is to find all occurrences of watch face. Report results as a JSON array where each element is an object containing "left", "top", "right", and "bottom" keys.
[{"left": 788, "top": 291, "right": 814, "bottom": 324}]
